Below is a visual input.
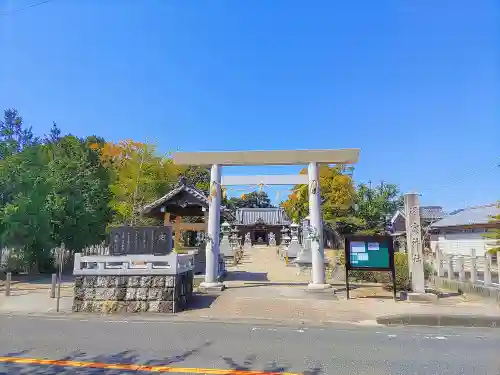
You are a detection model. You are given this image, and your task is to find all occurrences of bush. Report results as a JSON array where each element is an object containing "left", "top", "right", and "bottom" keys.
[{"left": 335, "top": 250, "right": 432, "bottom": 291}]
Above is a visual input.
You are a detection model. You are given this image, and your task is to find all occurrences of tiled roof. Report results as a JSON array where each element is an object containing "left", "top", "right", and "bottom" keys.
[
  {"left": 390, "top": 206, "right": 446, "bottom": 224},
  {"left": 140, "top": 177, "right": 234, "bottom": 219},
  {"left": 141, "top": 179, "right": 209, "bottom": 214},
  {"left": 419, "top": 206, "right": 446, "bottom": 221},
  {"left": 235, "top": 208, "right": 291, "bottom": 226},
  {"left": 431, "top": 204, "right": 499, "bottom": 228}
]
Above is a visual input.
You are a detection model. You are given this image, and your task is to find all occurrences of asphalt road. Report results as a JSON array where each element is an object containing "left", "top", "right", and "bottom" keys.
[{"left": 0, "top": 315, "right": 499, "bottom": 374}]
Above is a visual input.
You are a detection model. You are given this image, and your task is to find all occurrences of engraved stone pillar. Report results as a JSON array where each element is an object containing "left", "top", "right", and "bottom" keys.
[
  {"left": 201, "top": 164, "right": 223, "bottom": 289},
  {"left": 447, "top": 253, "right": 453, "bottom": 281},
  {"left": 484, "top": 252, "right": 492, "bottom": 286},
  {"left": 307, "top": 162, "right": 328, "bottom": 289},
  {"left": 404, "top": 192, "right": 425, "bottom": 293},
  {"left": 435, "top": 247, "right": 445, "bottom": 277},
  {"left": 470, "top": 249, "right": 477, "bottom": 283},
  {"left": 457, "top": 255, "right": 465, "bottom": 282}
]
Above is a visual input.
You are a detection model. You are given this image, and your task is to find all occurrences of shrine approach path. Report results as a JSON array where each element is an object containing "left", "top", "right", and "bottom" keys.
[{"left": 224, "top": 245, "right": 312, "bottom": 285}]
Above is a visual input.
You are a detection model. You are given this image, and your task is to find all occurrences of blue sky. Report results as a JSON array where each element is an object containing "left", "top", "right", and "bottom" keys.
[{"left": 1, "top": 0, "right": 498, "bottom": 210}]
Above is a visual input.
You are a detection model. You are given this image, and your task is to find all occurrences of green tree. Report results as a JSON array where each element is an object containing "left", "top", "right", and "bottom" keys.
[
  {"left": 46, "top": 134, "right": 113, "bottom": 251},
  {"left": 0, "top": 116, "right": 114, "bottom": 270},
  {"left": 179, "top": 165, "right": 210, "bottom": 193},
  {"left": 353, "top": 182, "right": 403, "bottom": 235},
  {"left": 0, "top": 145, "right": 55, "bottom": 271},
  {"left": 225, "top": 190, "right": 274, "bottom": 210},
  {"left": 0, "top": 109, "right": 39, "bottom": 158}
]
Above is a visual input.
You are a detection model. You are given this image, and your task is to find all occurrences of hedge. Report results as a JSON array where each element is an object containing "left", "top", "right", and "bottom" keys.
[{"left": 331, "top": 251, "right": 432, "bottom": 291}]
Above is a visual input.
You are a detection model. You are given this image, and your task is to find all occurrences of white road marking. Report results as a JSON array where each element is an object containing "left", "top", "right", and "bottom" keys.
[{"left": 423, "top": 336, "right": 448, "bottom": 340}]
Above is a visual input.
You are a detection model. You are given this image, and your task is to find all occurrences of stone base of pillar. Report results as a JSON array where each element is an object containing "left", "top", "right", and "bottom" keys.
[
  {"left": 307, "top": 283, "right": 332, "bottom": 291},
  {"left": 404, "top": 292, "right": 438, "bottom": 303},
  {"left": 199, "top": 281, "right": 226, "bottom": 292}
]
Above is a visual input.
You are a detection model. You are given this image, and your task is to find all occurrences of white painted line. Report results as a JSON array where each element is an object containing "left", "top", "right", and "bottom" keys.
[{"left": 387, "top": 334, "right": 397, "bottom": 338}]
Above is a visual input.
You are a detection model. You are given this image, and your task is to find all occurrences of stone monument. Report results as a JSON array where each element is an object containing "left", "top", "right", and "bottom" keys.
[
  {"left": 404, "top": 192, "right": 436, "bottom": 301},
  {"left": 268, "top": 232, "right": 276, "bottom": 247},
  {"left": 294, "top": 225, "right": 328, "bottom": 275},
  {"left": 230, "top": 226, "right": 240, "bottom": 249},
  {"left": 286, "top": 222, "right": 302, "bottom": 259},
  {"left": 219, "top": 222, "right": 233, "bottom": 258},
  {"left": 244, "top": 232, "right": 252, "bottom": 249}
]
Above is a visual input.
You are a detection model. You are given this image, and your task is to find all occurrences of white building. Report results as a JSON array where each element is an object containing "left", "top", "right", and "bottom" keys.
[{"left": 430, "top": 204, "right": 500, "bottom": 257}]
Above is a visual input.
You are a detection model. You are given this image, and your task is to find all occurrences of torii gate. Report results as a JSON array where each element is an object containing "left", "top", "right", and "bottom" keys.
[{"left": 172, "top": 149, "right": 360, "bottom": 291}]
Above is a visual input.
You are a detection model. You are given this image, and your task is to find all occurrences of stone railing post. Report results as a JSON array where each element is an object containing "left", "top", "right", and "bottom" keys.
[
  {"left": 447, "top": 253, "right": 453, "bottom": 280},
  {"left": 484, "top": 252, "right": 492, "bottom": 286},
  {"left": 436, "top": 249, "right": 445, "bottom": 277},
  {"left": 470, "top": 249, "right": 477, "bottom": 284},
  {"left": 497, "top": 251, "right": 500, "bottom": 284},
  {"left": 457, "top": 255, "right": 465, "bottom": 282}
]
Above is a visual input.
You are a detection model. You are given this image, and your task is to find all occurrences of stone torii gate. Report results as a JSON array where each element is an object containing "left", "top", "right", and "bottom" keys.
[{"left": 172, "top": 149, "right": 360, "bottom": 291}]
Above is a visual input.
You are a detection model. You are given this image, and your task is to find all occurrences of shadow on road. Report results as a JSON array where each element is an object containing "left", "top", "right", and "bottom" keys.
[
  {"left": 227, "top": 282, "right": 309, "bottom": 289},
  {"left": 1, "top": 343, "right": 212, "bottom": 374},
  {"left": 0, "top": 343, "right": 321, "bottom": 374},
  {"left": 185, "top": 293, "right": 219, "bottom": 310},
  {"left": 225, "top": 271, "right": 269, "bottom": 282}
]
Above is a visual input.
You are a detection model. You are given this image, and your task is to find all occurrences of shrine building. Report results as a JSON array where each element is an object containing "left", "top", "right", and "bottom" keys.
[{"left": 233, "top": 207, "right": 291, "bottom": 246}]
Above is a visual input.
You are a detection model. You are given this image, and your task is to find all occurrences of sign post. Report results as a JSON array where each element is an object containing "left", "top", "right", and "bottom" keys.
[
  {"left": 344, "top": 235, "right": 396, "bottom": 301},
  {"left": 56, "top": 248, "right": 64, "bottom": 312}
]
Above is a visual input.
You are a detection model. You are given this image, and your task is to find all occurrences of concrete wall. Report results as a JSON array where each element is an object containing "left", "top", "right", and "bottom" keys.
[
  {"left": 432, "top": 276, "right": 500, "bottom": 303},
  {"left": 430, "top": 228, "right": 494, "bottom": 257}
]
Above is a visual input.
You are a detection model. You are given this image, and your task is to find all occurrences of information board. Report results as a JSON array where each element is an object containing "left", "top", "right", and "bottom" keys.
[
  {"left": 344, "top": 235, "right": 396, "bottom": 300},
  {"left": 348, "top": 239, "right": 390, "bottom": 269}
]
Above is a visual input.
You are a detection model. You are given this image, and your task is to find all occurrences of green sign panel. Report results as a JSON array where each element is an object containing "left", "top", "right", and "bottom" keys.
[{"left": 349, "top": 240, "right": 390, "bottom": 269}]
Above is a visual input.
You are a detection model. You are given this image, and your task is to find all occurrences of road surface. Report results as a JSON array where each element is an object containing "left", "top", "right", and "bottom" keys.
[{"left": 0, "top": 314, "right": 499, "bottom": 374}]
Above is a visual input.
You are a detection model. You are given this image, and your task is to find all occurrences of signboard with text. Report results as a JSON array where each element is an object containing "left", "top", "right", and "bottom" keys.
[
  {"left": 346, "top": 237, "right": 392, "bottom": 270},
  {"left": 344, "top": 235, "right": 396, "bottom": 300}
]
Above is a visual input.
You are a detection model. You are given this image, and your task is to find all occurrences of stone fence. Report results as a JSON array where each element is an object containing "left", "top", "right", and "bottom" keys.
[
  {"left": 72, "top": 253, "right": 194, "bottom": 314},
  {"left": 429, "top": 250, "right": 500, "bottom": 302},
  {"left": 73, "top": 253, "right": 194, "bottom": 275}
]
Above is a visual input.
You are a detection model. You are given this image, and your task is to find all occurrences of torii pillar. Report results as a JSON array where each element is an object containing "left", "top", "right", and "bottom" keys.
[
  {"left": 307, "top": 161, "right": 329, "bottom": 289},
  {"left": 202, "top": 164, "right": 224, "bottom": 289}
]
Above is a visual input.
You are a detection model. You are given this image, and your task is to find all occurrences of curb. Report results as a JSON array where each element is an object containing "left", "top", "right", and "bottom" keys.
[
  {"left": 0, "top": 310, "right": 374, "bottom": 328},
  {"left": 376, "top": 314, "right": 500, "bottom": 328}
]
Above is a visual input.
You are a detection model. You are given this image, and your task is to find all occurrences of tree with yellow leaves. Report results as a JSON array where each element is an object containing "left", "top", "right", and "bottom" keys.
[
  {"left": 98, "top": 140, "right": 179, "bottom": 225},
  {"left": 281, "top": 165, "right": 356, "bottom": 225}
]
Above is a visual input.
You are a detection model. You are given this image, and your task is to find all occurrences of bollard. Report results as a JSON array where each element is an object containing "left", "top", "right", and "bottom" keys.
[
  {"left": 4, "top": 272, "right": 11, "bottom": 296},
  {"left": 447, "top": 253, "right": 453, "bottom": 280},
  {"left": 470, "top": 249, "right": 477, "bottom": 284},
  {"left": 285, "top": 255, "right": 289, "bottom": 266},
  {"left": 50, "top": 273, "right": 57, "bottom": 298},
  {"left": 484, "top": 253, "right": 492, "bottom": 286}
]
